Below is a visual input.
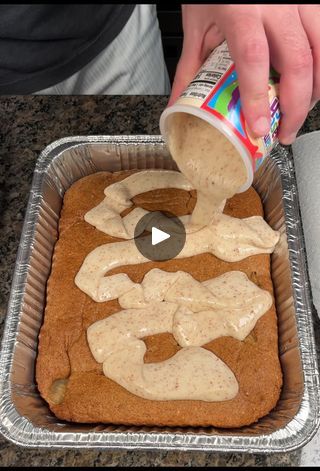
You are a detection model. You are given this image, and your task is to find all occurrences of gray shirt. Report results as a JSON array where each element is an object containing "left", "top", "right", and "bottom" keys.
[{"left": 0, "top": 4, "right": 135, "bottom": 94}]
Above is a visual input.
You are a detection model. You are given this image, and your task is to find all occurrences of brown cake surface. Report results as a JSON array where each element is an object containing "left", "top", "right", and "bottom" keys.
[{"left": 36, "top": 170, "right": 282, "bottom": 427}]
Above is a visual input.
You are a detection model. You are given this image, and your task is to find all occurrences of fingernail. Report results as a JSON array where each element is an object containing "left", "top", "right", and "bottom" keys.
[{"left": 252, "top": 117, "right": 270, "bottom": 136}]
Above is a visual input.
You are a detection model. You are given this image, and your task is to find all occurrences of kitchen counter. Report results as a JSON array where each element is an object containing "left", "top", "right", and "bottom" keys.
[{"left": 0, "top": 96, "right": 319, "bottom": 467}]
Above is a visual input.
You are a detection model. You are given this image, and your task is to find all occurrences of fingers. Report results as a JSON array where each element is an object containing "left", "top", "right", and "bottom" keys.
[
  {"left": 264, "top": 7, "right": 313, "bottom": 144},
  {"left": 218, "top": 7, "right": 271, "bottom": 137},
  {"left": 299, "top": 5, "right": 320, "bottom": 108},
  {"left": 170, "top": 4, "right": 316, "bottom": 146}
]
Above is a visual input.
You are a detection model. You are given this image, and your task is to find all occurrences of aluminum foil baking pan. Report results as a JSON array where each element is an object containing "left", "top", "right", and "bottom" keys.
[{"left": 0, "top": 136, "right": 319, "bottom": 452}]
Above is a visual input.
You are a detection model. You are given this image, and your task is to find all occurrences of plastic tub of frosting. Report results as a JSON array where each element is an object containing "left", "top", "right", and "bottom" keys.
[
  {"left": 160, "top": 41, "right": 281, "bottom": 192},
  {"left": 0, "top": 136, "right": 319, "bottom": 452}
]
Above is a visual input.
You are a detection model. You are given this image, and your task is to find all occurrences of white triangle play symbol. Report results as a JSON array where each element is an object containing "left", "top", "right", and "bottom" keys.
[{"left": 152, "top": 226, "right": 170, "bottom": 246}]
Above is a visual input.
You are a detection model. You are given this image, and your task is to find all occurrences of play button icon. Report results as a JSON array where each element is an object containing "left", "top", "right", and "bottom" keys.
[
  {"left": 134, "top": 211, "right": 186, "bottom": 261},
  {"left": 152, "top": 227, "right": 170, "bottom": 245}
]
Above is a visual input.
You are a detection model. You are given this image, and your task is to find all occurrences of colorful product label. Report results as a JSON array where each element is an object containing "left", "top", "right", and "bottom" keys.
[{"left": 179, "top": 42, "right": 281, "bottom": 172}]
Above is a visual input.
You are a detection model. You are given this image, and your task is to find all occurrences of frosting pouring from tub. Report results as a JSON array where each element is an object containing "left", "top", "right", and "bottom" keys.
[
  {"left": 166, "top": 113, "right": 248, "bottom": 228},
  {"left": 76, "top": 111, "right": 280, "bottom": 402}
]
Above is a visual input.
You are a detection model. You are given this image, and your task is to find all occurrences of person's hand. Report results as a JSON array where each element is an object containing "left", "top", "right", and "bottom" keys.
[{"left": 170, "top": 5, "right": 320, "bottom": 144}]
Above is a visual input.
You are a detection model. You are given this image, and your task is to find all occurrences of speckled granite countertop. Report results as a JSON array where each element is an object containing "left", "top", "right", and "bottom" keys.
[{"left": 0, "top": 96, "right": 319, "bottom": 467}]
